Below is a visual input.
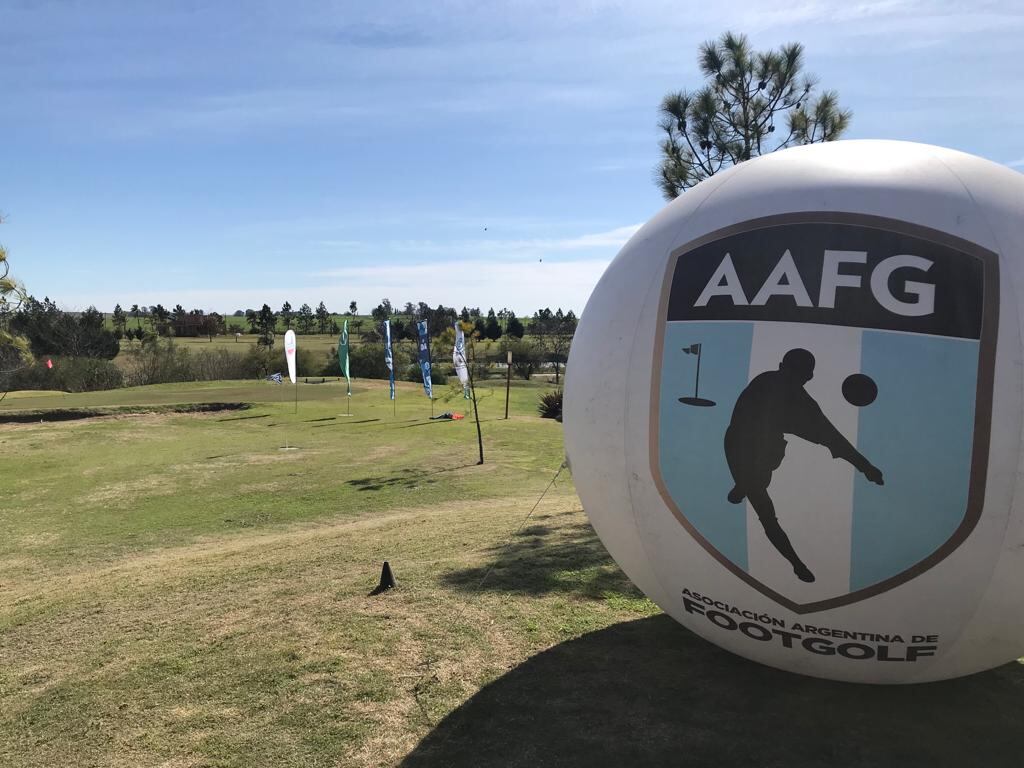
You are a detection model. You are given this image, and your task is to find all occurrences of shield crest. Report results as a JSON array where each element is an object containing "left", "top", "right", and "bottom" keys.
[{"left": 650, "top": 213, "right": 998, "bottom": 614}]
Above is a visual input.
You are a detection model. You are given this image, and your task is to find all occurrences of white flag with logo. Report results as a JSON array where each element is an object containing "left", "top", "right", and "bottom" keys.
[
  {"left": 284, "top": 329, "right": 297, "bottom": 384},
  {"left": 453, "top": 325, "right": 470, "bottom": 398}
]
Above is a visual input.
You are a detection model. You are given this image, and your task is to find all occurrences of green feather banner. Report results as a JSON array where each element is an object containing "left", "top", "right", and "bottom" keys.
[{"left": 339, "top": 320, "right": 351, "bottom": 396}]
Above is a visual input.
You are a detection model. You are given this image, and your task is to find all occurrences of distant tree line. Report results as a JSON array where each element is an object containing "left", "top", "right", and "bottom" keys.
[
  {"left": 360, "top": 299, "right": 578, "bottom": 385},
  {"left": 111, "top": 303, "right": 226, "bottom": 342},
  {"left": 113, "top": 297, "right": 579, "bottom": 383},
  {"left": 4, "top": 289, "right": 580, "bottom": 392}
]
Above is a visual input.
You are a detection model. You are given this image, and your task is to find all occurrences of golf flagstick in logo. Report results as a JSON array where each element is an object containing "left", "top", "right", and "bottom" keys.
[
  {"left": 679, "top": 343, "right": 715, "bottom": 406},
  {"left": 284, "top": 329, "right": 297, "bottom": 384}
]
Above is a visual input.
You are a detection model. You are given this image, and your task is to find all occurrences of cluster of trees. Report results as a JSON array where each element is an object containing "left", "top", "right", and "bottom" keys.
[
  {"left": 112, "top": 303, "right": 225, "bottom": 342},
  {"left": 367, "top": 301, "right": 532, "bottom": 342},
  {"left": 252, "top": 301, "right": 337, "bottom": 340},
  {"left": 11, "top": 297, "right": 121, "bottom": 359},
  {"left": 223, "top": 299, "right": 571, "bottom": 353},
  {"left": 3, "top": 291, "right": 124, "bottom": 393},
  {"left": 351, "top": 301, "right": 579, "bottom": 384}
]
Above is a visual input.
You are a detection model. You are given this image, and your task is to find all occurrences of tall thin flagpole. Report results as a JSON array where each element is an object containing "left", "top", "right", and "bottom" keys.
[
  {"left": 505, "top": 350, "right": 512, "bottom": 420},
  {"left": 469, "top": 336, "right": 484, "bottom": 464},
  {"left": 279, "top": 379, "right": 289, "bottom": 449},
  {"left": 694, "top": 346, "right": 702, "bottom": 399},
  {"left": 425, "top": 325, "right": 433, "bottom": 419}
]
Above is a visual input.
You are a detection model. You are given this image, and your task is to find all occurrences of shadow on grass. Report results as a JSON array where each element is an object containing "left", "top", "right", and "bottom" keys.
[
  {"left": 346, "top": 464, "right": 478, "bottom": 492},
  {"left": 397, "top": 420, "right": 459, "bottom": 429},
  {"left": 440, "top": 513, "right": 627, "bottom": 598},
  {"left": 217, "top": 413, "right": 270, "bottom": 422},
  {"left": 402, "top": 614, "right": 1024, "bottom": 768},
  {"left": 312, "top": 418, "right": 381, "bottom": 428}
]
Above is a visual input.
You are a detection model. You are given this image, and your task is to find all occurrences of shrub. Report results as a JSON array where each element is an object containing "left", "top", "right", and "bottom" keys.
[
  {"left": 346, "top": 343, "right": 389, "bottom": 379},
  {"left": 189, "top": 348, "right": 254, "bottom": 381},
  {"left": 501, "top": 337, "right": 541, "bottom": 380},
  {"left": 10, "top": 356, "right": 123, "bottom": 392},
  {"left": 241, "top": 345, "right": 278, "bottom": 379},
  {"left": 403, "top": 362, "right": 447, "bottom": 386},
  {"left": 537, "top": 389, "right": 563, "bottom": 420},
  {"left": 123, "top": 340, "right": 193, "bottom": 386},
  {"left": 242, "top": 345, "right": 323, "bottom": 379},
  {"left": 294, "top": 348, "right": 326, "bottom": 378}
]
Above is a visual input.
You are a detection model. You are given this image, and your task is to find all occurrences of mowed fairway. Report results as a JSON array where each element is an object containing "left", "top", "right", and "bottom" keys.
[{"left": 5, "top": 380, "right": 1024, "bottom": 767}]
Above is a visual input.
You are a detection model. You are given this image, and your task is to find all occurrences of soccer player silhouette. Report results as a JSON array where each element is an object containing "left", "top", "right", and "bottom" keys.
[{"left": 724, "top": 348, "right": 884, "bottom": 583}]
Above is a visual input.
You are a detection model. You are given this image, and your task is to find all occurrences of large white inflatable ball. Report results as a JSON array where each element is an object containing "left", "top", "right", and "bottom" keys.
[{"left": 564, "top": 140, "right": 1024, "bottom": 683}]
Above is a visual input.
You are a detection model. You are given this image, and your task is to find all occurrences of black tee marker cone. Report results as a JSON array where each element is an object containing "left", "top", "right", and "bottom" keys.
[{"left": 370, "top": 561, "right": 397, "bottom": 595}]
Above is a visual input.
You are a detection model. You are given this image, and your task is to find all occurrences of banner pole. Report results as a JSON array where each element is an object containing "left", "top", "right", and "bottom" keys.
[
  {"left": 469, "top": 337, "right": 484, "bottom": 464},
  {"left": 279, "top": 381, "right": 288, "bottom": 450},
  {"left": 294, "top": 380, "right": 298, "bottom": 414},
  {"left": 505, "top": 350, "right": 512, "bottom": 420}
]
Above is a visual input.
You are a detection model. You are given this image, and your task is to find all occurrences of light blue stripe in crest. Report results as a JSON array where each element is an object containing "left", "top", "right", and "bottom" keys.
[
  {"left": 660, "top": 321, "right": 753, "bottom": 570},
  {"left": 850, "top": 331, "right": 978, "bottom": 591}
]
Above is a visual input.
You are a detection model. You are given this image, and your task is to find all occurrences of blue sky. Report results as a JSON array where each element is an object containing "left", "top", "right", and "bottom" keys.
[{"left": 2, "top": 0, "right": 1022, "bottom": 315}]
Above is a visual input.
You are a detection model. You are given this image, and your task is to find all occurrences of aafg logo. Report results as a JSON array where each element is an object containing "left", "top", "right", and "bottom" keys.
[{"left": 651, "top": 213, "right": 998, "bottom": 614}]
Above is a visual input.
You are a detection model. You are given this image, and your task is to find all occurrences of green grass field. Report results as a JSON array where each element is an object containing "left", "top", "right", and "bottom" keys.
[
  {"left": 0, "top": 378, "right": 651, "bottom": 767},
  {"left": 3, "top": 379, "right": 1024, "bottom": 767}
]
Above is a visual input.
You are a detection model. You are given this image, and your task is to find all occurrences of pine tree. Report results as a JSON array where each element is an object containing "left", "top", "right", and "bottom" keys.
[
  {"left": 112, "top": 304, "right": 127, "bottom": 335},
  {"left": 297, "top": 303, "right": 315, "bottom": 334},
  {"left": 255, "top": 304, "right": 277, "bottom": 346},
  {"left": 0, "top": 228, "right": 32, "bottom": 381},
  {"left": 657, "top": 31, "right": 851, "bottom": 199},
  {"left": 484, "top": 308, "right": 502, "bottom": 341},
  {"left": 315, "top": 301, "right": 330, "bottom": 334},
  {"left": 506, "top": 313, "right": 525, "bottom": 339}
]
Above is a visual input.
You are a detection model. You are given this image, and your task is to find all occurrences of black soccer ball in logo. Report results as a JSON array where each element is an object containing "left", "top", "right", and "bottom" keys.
[{"left": 842, "top": 373, "right": 878, "bottom": 407}]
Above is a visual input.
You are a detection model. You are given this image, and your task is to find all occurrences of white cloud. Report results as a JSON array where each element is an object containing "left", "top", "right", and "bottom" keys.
[
  {"left": 40, "top": 220, "right": 641, "bottom": 315},
  {"left": 56, "top": 223, "right": 640, "bottom": 315},
  {"left": 313, "top": 224, "right": 644, "bottom": 261}
]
